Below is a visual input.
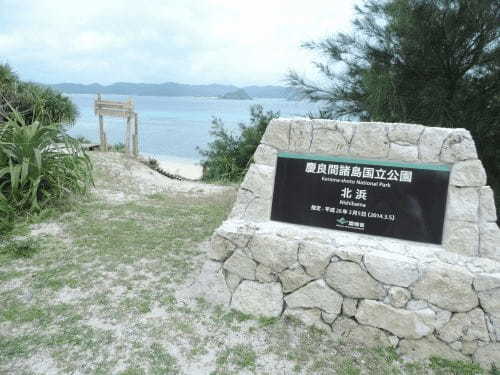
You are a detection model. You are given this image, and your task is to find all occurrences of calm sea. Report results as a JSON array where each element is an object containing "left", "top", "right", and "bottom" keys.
[{"left": 67, "top": 94, "right": 320, "bottom": 163}]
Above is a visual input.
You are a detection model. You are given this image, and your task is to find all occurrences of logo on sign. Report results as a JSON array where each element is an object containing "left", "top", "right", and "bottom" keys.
[{"left": 337, "top": 217, "right": 348, "bottom": 225}]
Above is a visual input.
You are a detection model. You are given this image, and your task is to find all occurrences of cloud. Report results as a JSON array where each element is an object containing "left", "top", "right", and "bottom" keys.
[{"left": 0, "top": 0, "right": 361, "bottom": 85}]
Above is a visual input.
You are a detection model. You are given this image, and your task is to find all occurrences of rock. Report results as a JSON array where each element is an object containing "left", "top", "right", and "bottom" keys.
[
  {"left": 399, "top": 336, "right": 468, "bottom": 362},
  {"left": 332, "top": 246, "right": 364, "bottom": 264},
  {"left": 388, "top": 123, "right": 424, "bottom": 145},
  {"left": 349, "top": 325, "right": 395, "bottom": 347},
  {"left": 240, "top": 164, "right": 274, "bottom": 199},
  {"left": 248, "top": 235, "right": 298, "bottom": 273},
  {"left": 441, "top": 129, "right": 478, "bottom": 163},
  {"left": 446, "top": 186, "right": 479, "bottom": 222},
  {"left": 279, "top": 267, "right": 314, "bottom": 293},
  {"left": 437, "top": 308, "right": 490, "bottom": 343},
  {"left": 364, "top": 252, "right": 419, "bottom": 287},
  {"left": 285, "top": 280, "right": 343, "bottom": 315},
  {"left": 229, "top": 190, "right": 253, "bottom": 216},
  {"left": 208, "top": 234, "right": 236, "bottom": 261},
  {"left": 434, "top": 309, "right": 453, "bottom": 330},
  {"left": 215, "top": 221, "right": 255, "bottom": 248},
  {"left": 473, "top": 343, "right": 500, "bottom": 369},
  {"left": 325, "top": 261, "right": 386, "bottom": 300},
  {"left": 388, "top": 144, "right": 419, "bottom": 162},
  {"left": 284, "top": 308, "right": 331, "bottom": 332},
  {"left": 461, "top": 342, "right": 478, "bottom": 356},
  {"left": 289, "top": 120, "right": 312, "bottom": 152},
  {"left": 231, "top": 281, "right": 283, "bottom": 318},
  {"left": 197, "top": 261, "right": 231, "bottom": 305},
  {"left": 331, "top": 317, "right": 359, "bottom": 342},
  {"left": 442, "top": 220, "right": 479, "bottom": 257},
  {"left": 321, "top": 311, "right": 338, "bottom": 324},
  {"left": 310, "top": 127, "right": 349, "bottom": 155},
  {"left": 336, "top": 121, "right": 356, "bottom": 143},
  {"left": 298, "top": 242, "right": 334, "bottom": 278},
  {"left": 224, "top": 271, "right": 242, "bottom": 292},
  {"left": 342, "top": 298, "right": 358, "bottom": 317},
  {"left": 261, "top": 119, "right": 289, "bottom": 150},
  {"left": 349, "top": 123, "right": 390, "bottom": 158},
  {"left": 488, "top": 316, "right": 500, "bottom": 341},
  {"left": 479, "top": 223, "right": 500, "bottom": 262},
  {"left": 419, "top": 127, "right": 452, "bottom": 163},
  {"left": 406, "top": 300, "right": 429, "bottom": 311},
  {"left": 255, "top": 264, "right": 277, "bottom": 282},
  {"left": 412, "top": 264, "right": 478, "bottom": 312},
  {"left": 223, "top": 250, "right": 257, "bottom": 280},
  {"left": 387, "top": 287, "right": 411, "bottom": 308},
  {"left": 449, "top": 160, "right": 487, "bottom": 187},
  {"left": 355, "top": 300, "right": 434, "bottom": 339},
  {"left": 413, "top": 307, "right": 451, "bottom": 331},
  {"left": 253, "top": 144, "right": 277, "bottom": 167},
  {"left": 479, "top": 186, "right": 498, "bottom": 222},
  {"left": 473, "top": 273, "right": 500, "bottom": 292},
  {"left": 478, "top": 289, "right": 500, "bottom": 318}
]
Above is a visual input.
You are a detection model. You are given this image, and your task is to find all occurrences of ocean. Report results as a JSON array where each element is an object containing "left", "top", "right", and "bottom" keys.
[{"left": 67, "top": 94, "right": 321, "bottom": 163}]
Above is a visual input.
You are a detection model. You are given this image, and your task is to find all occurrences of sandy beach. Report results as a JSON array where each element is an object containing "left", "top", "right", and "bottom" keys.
[{"left": 141, "top": 154, "right": 204, "bottom": 180}]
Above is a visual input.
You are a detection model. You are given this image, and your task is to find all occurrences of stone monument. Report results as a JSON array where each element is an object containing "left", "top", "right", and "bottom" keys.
[{"left": 202, "top": 119, "right": 500, "bottom": 367}]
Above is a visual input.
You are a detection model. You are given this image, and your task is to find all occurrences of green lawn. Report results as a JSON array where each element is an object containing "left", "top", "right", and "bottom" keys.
[{"left": 0, "top": 153, "right": 489, "bottom": 375}]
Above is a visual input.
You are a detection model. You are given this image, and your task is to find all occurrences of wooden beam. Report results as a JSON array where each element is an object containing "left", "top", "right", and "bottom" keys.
[
  {"left": 96, "top": 108, "right": 133, "bottom": 118},
  {"left": 95, "top": 102, "right": 134, "bottom": 110}
]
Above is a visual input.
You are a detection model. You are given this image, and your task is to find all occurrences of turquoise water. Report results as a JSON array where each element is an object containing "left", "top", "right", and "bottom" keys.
[{"left": 67, "top": 94, "right": 320, "bottom": 162}]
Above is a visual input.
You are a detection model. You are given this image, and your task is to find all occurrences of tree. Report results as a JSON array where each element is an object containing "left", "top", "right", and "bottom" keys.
[
  {"left": 199, "top": 105, "right": 279, "bottom": 182},
  {"left": 288, "top": 0, "right": 500, "bottom": 210},
  {"left": 0, "top": 63, "right": 78, "bottom": 126}
]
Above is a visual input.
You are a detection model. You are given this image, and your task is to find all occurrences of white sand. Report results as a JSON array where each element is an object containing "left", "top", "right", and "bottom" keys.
[
  {"left": 141, "top": 153, "right": 203, "bottom": 180},
  {"left": 156, "top": 159, "right": 203, "bottom": 180}
]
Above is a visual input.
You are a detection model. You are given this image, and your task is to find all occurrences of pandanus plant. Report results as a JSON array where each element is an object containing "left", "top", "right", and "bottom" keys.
[{"left": 0, "top": 108, "right": 92, "bottom": 234}]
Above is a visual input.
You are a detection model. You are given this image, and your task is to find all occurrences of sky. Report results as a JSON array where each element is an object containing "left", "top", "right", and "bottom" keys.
[{"left": 0, "top": 0, "right": 361, "bottom": 86}]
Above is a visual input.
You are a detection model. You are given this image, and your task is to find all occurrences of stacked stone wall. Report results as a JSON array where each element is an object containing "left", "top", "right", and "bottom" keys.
[{"left": 205, "top": 119, "right": 500, "bottom": 367}]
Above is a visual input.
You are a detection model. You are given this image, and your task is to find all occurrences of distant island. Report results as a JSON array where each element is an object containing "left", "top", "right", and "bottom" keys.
[
  {"left": 219, "top": 89, "right": 252, "bottom": 100},
  {"left": 45, "top": 82, "right": 299, "bottom": 99}
]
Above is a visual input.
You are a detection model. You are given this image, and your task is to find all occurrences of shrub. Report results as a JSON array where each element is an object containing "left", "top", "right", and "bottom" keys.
[
  {"left": 199, "top": 105, "right": 279, "bottom": 182},
  {"left": 110, "top": 142, "right": 126, "bottom": 152},
  {"left": 0, "top": 197, "right": 15, "bottom": 235},
  {"left": 0, "top": 63, "right": 78, "bottom": 126},
  {"left": 0, "top": 110, "right": 92, "bottom": 218}
]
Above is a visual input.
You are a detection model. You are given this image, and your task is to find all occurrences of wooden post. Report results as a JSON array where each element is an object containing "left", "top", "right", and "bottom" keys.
[
  {"left": 103, "top": 131, "right": 108, "bottom": 151},
  {"left": 126, "top": 115, "right": 132, "bottom": 155},
  {"left": 125, "top": 97, "right": 134, "bottom": 155},
  {"left": 97, "top": 94, "right": 106, "bottom": 151},
  {"left": 99, "top": 115, "right": 105, "bottom": 151},
  {"left": 133, "top": 112, "right": 139, "bottom": 157}
]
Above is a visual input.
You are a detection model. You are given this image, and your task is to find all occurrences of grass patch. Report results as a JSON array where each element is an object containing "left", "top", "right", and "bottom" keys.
[
  {"left": 147, "top": 343, "right": 180, "bottom": 375},
  {"left": 429, "top": 357, "right": 484, "bottom": 374},
  {"left": 0, "top": 237, "right": 39, "bottom": 259},
  {"left": 215, "top": 344, "right": 257, "bottom": 373}
]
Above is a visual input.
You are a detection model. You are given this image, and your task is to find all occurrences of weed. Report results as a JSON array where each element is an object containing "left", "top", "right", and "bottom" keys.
[
  {"left": 148, "top": 343, "right": 180, "bottom": 375},
  {"left": 0, "top": 237, "right": 39, "bottom": 258},
  {"left": 258, "top": 316, "right": 279, "bottom": 327},
  {"left": 429, "top": 356, "right": 484, "bottom": 375},
  {"left": 216, "top": 344, "right": 257, "bottom": 372}
]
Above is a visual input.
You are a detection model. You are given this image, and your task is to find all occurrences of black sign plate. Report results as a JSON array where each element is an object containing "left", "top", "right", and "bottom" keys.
[{"left": 271, "top": 153, "right": 450, "bottom": 244}]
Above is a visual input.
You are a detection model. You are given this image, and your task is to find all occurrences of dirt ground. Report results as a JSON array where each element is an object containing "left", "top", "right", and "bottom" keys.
[{"left": 0, "top": 153, "right": 483, "bottom": 375}]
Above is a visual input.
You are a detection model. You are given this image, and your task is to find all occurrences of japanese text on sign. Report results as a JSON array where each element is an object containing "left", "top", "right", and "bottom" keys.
[{"left": 305, "top": 162, "right": 412, "bottom": 183}]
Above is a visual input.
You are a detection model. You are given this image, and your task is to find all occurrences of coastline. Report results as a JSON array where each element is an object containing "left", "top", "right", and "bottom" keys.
[{"left": 141, "top": 152, "right": 203, "bottom": 180}]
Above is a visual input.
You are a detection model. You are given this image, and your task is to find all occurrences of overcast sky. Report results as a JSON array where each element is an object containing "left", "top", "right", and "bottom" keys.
[{"left": 0, "top": 0, "right": 361, "bottom": 86}]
